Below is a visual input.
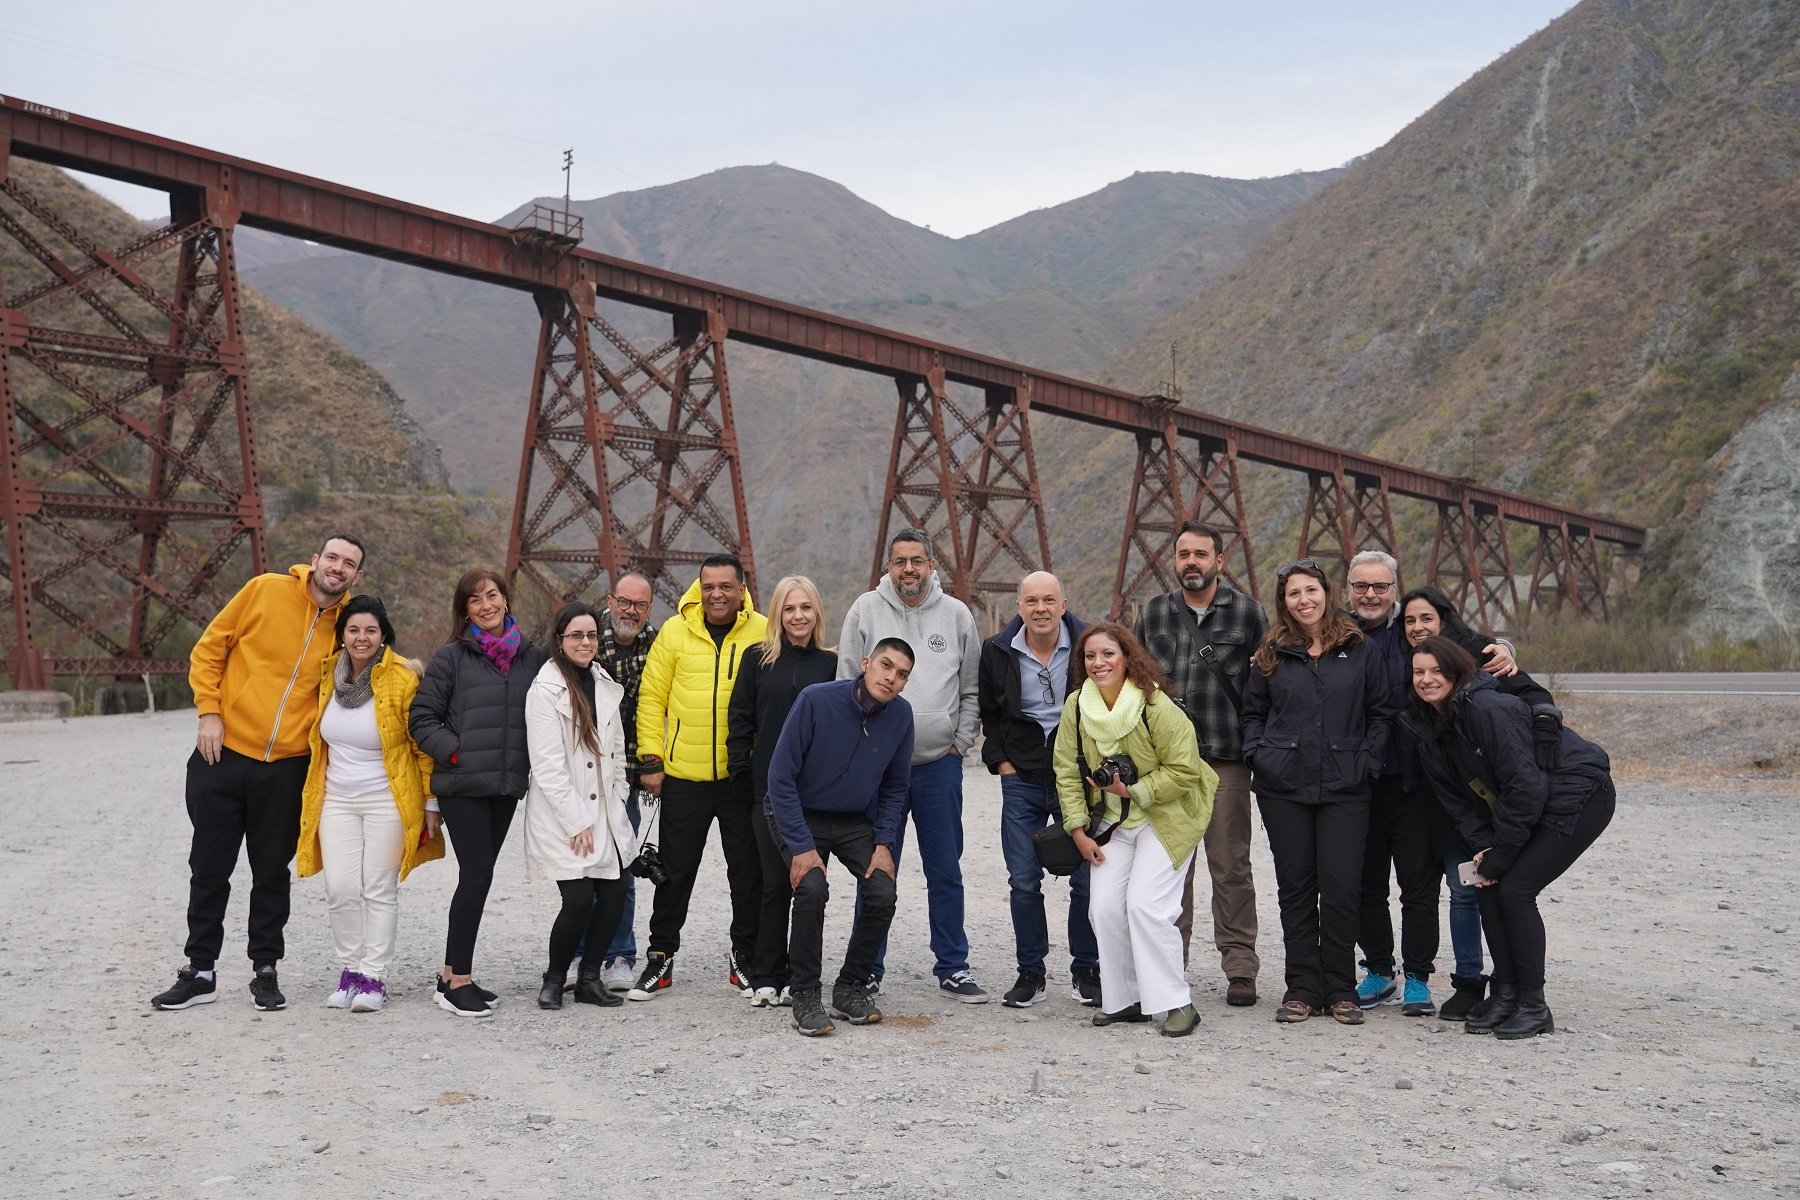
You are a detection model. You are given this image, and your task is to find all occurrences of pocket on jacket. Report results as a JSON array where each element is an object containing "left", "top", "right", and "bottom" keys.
[
  {"left": 1324, "top": 737, "right": 1362, "bottom": 791},
  {"left": 1251, "top": 735, "right": 1302, "bottom": 793}
]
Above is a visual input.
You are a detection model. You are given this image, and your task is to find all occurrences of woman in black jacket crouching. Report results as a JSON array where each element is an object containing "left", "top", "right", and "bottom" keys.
[
  {"left": 410, "top": 568, "right": 549, "bottom": 1016},
  {"left": 1404, "top": 636, "right": 1615, "bottom": 1040}
]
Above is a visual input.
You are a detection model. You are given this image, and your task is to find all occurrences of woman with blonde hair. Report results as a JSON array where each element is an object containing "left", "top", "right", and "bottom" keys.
[
  {"left": 1242, "top": 559, "right": 1393, "bottom": 1025},
  {"left": 298, "top": 595, "right": 444, "bottom": 1012},
  {"left": 728, "top": 575, "right": 837, "bottom": 1006}
]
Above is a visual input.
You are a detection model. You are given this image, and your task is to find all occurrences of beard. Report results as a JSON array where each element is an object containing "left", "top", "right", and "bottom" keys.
[
  {"left": 611, "top": 613, "right": 644, "bottom": 641},
  {"left": 895, "top": 576, "right": 926, "bottom": 601},
  {"left": 1179, "top": 565, "right": 1219, "bottom": 595}
]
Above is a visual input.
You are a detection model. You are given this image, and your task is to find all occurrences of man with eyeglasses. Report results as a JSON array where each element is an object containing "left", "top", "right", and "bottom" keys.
[
  {"left": 1345, "top": 549, "right": 1516, "bottom": 1016},
  {"left": 570, "top": 570, "right": 660, "bottom": 992},
  {"left": 838, "top": 528, "right": 987, "bottom": 1002},
  {"left": 1134, "top": 520, "right": 1268, "bottom": 1008},
  {"left": 977, "top": 571, "right": 1100, "bottom": 1008}
]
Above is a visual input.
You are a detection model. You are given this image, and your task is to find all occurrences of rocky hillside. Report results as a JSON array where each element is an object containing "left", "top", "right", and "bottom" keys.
[
  {"left": 1, "top": 160, "right": 499, "bottom": 675},
  {"left": 1108, "top": 0, "right": 1799, "bottom": 642},
  {"left": 244, "top": 166, "right": 1339, "bottom": 615}
]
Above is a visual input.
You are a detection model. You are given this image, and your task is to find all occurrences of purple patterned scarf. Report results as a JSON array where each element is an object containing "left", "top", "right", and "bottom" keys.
[{"left": 469, "top": 615, "right": 524, "bottom": 676}]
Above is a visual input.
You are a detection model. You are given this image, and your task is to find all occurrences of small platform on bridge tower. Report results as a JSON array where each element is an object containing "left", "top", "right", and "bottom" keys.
[{"left": 510, "top": 204, "right": 584, "bottom": 258}]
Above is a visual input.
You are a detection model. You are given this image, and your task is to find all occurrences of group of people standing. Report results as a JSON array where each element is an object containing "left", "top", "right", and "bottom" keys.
[{"left": 149, "top": 521, "right": 1613, "bottom": 1043}]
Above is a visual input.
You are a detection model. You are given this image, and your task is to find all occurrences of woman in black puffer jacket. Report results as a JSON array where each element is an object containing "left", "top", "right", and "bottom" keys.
[
  {"left": 1404, "top": 636, "right": 1614, "bottom": 1040},
  {"left": 410, "top": 568, "right": 548, "bottom": 1016}
]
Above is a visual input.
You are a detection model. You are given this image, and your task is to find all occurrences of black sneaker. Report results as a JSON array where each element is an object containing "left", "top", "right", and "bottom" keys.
[
  {"left": 791, "top": 989, "right": 835, "bottom": 1037},
  {"left": 436, "top": 976, "right": 499, "bottom": 1006},
  {"left": 1070, "top": 967, "right": 1102, "bottom": 1007},
  {"left": 249, "top": 965, "right": 287, "bottom": 1011},
  {"left": 727, "top": 951, "right": 753, "bottom": 998},
  {"left": 830, "top": 983, "right": 883, "bottom": 1025},
  {"left": 627, "top": 952, "right": 673, "bottom": 1001},
  {"left": 937, "top": 970, "right": 988, "bottom": 1004},
  {"left": 864, "top": 973, "right": 881, "bottom": 998},
  {"left": 1002, "top": 971, "right": 1047, "bottom": 1008},
  {"left": 150, "top": 965, "right": 217, "bottom": 1010},
  {"left": 435, "top": 981, "right": 494, "bottom": 1018}
]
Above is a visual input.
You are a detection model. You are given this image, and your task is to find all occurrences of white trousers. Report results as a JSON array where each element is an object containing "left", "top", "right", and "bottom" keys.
[
  {"left": 1090, "top": 823, "right": 1195, "bottom": 1015},
  {"left": 319, "top": 785, "right": 405, "bottom": 979}
]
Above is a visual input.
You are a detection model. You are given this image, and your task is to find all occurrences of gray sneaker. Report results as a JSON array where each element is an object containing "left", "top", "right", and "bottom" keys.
[
  {"left": 937, "top": 970, "right": 988, "bottom": 1004},
  {"left": 830, "top": 983, "right": 883, "bottom": 1025},
  {"left": 791, "top": 989, "right": 836, "bottom": 1037}
]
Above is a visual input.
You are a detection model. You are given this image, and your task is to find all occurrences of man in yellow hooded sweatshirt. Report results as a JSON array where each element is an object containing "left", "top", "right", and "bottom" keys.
[
  {"left": 151, "top": 534, "right": 365, "bottom": 1013},
  {"left": 629, "top": 553, "right": 766, "bottom": 1001}
]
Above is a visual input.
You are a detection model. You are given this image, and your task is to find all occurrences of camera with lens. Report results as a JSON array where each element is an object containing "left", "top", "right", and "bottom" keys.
[
  {"left": 629, "top": 842, "right": 670, "bottom": 887},
  {"left": 1089, "top": 754, "right": 1139, "bottom": 789}
]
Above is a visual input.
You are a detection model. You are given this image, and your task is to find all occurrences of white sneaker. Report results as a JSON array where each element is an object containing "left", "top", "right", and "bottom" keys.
[
  {"left": 776, "top": 986, "right": 793, "bottom": 1007},
  {"left": 350, "top": 978, "right": 387, "bottom": 1012},
  {"left": 325, "top": 969, "right": 355, "bottom": 1009},
  {"left": 565, "top": 956, "right": 582, "bottom": 990},
  {"left": 601, "top": 956, "right": 635, "bottom": 991},
  {"left": 751, "top": 986, "right": 779, "bottom": 1007}
]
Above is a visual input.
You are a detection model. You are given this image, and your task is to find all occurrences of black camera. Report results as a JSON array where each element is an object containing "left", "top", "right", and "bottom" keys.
[
  {"left": 1089, "top": 755, "right": 1139, "bottom": 788},
  {"left": 629, "top": 842, "right": 670, "bottom": 887}
]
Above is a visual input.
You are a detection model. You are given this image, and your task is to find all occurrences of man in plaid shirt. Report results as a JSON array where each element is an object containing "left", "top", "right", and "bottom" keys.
[
  {"left": 584, "top": 569, "right": 659, "bottom": 990},
  {"left": 1133, "top": 521, "right": 1268, "bottom": 1008}
]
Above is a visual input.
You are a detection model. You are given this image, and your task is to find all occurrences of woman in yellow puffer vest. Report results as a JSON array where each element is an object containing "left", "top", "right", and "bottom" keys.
[{"left": 298, "top": 596, "right": 444, "bottom": 1011}]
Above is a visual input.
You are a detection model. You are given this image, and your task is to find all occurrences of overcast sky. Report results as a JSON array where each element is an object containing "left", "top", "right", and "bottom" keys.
[{"left": 4, "top": 2, "right": 1577, "bottom": 238}]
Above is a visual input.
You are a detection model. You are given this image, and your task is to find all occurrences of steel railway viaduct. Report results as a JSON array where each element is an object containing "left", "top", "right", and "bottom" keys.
[{"left": 0, "top": 96, "right": 1645, "bottom": 688}]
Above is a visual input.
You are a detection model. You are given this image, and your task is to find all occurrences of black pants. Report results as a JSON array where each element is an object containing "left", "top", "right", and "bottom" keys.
[
  {"left": 1481, "top": 781, "right": 1615, "bottom": 993},
  {"left": 749, "top": 803, "right": 792, "bottom": 990},
  {"left": 182, "top": 748, "right": 309, "bottom": 969},
  {"left": 1259, "top": 794, "right": 1369, "bottom": 1007},
  {"left": 1356, "top": 775, "right": 1441, "bottom": 979},
  {"left": 548, "top": 877, "right": 628, "bottom": 976},
  {"left": 646, "top": 776, "right": 761, "bottom": 964},
  {"left": 438, "top": 793, "right": 518, "bottom": 975},
  {"left": 786, "top": 811, "right": 897, "bottom": 994}
]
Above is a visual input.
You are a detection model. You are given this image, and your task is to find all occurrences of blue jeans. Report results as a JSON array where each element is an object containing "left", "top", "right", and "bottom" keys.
[
  {"left": 856, "top": 752, "right": 970, "bottom": 982},
  {"left": 575, "top": 787, "right": 642, "bottom": 965},
  {"left": 999, "top": 774, "right": 1097, "bottom": 977},
  {"left": 1442, "top": 847, "right": 1484, "bottom": 978}
]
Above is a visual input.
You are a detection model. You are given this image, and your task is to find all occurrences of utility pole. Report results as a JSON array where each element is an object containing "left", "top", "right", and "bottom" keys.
[{"left": 562, "top": 148, "right": 574, "bottom": 219}]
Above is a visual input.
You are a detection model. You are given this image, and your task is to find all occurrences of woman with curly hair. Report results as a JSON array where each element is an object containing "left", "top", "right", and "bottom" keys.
[
  {"left": 1053, "top": 622, "right": 1215, "bottom": 1037},
  {"left": 1243, "top": 559, "right": 1394, "bottom": 1026}
]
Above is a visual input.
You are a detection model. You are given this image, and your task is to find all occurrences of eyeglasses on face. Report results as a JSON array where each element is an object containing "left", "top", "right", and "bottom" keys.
[
  {"left": 1276, "top": 557, "right": 1320, "bottom": 582},
  {"left": 889, "top": 556, "right": 930, "bottom": 570},
  {"left": 609, "top": 596, "right": 651, "bottom": 613},
  {"left": 1348, "top": 580, "right": 1394, "bottom": 595},
  {"left": 561, "top": 630, "right": 601, "bottom": 643}
]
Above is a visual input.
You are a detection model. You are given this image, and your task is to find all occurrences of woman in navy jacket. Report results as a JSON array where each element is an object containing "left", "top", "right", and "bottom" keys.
[
  {"left": 1404, "top": 636, "right": 1614, "bottom": 1040},
  {"left": 1242, "top": 559, "right": 1393, "bottom": 1025},
  {"left": 410, "top": 568, "right": 548, "bottom": 1016}
]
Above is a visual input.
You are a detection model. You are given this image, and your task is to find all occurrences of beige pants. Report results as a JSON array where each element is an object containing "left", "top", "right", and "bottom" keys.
[{"left": 1177, "top": 760, "right": 1259, "bottom": 980}]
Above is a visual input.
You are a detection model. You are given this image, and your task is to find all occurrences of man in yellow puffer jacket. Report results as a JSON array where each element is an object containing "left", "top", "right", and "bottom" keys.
[
  {"left": 150, "top": 535, "right": 365, "bottom": 1014},
  {"left": 630, "top": 553, "right": 766, "bottom": 1001}
]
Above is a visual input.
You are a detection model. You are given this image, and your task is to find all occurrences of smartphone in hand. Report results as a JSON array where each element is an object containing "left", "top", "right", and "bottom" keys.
[{"left": 1457, "top": 860, "right": 1485, "bottom": 886}]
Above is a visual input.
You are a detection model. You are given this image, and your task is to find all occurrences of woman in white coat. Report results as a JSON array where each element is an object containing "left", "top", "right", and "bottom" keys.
[{"left": 525, "top": 601, "right": 636, "bottom": 1010}]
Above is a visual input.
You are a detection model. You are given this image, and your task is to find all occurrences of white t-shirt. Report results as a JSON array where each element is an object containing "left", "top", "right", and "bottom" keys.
[{"left": 319, "top": 695, "right": 389, "bottom": 796}]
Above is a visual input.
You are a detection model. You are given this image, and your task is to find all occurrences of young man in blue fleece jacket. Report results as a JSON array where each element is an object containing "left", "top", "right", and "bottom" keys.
[{"left": 765, "top": 637, "right": 916, "bottom": 1037}]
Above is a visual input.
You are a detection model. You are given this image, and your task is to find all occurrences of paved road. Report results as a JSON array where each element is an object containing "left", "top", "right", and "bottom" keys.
[{"left": 1553, "top": 672, "right": 1800, "bottom": 696}]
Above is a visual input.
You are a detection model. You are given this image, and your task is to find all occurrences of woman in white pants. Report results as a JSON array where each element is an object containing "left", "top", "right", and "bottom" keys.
[
  {"left": 1053, "top": 622, "right": 1216, "bottom": 1036},
  {"left": 298, "top": 596, "right": 443, "bottom": 1010}
]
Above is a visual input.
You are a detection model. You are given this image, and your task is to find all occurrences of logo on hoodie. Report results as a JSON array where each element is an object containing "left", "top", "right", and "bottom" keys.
[{"left": 928, "top": 634, "right": 947, "bottom": 654}]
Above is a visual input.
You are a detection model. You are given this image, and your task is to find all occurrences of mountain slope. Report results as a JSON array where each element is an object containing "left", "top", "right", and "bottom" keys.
[{"left": 1108, "top": 0, "right": 1799, "bottom": 638}]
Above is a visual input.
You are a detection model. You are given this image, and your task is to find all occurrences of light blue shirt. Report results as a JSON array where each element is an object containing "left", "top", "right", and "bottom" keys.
[{"left": 1011, "top": 620, "right": 1072, "bottom": 736}]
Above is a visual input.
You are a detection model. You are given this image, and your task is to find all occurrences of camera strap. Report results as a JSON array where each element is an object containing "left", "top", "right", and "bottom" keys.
[{"left": 1073, "top": 701, "right": 1142, "bottom": 847}]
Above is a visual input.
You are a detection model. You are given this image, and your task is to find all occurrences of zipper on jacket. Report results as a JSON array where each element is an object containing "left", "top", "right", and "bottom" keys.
[
  {"left": 265, "top": 605, "right": 325, "bottom": 762},
  {"left": 711, "top": 643, "right": 724, "bottom": 781}
]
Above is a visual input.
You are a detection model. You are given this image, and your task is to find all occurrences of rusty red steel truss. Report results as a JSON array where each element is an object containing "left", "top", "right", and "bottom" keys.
[{"left": 0, "top": 97, "right": 1645, "bottom": 685}]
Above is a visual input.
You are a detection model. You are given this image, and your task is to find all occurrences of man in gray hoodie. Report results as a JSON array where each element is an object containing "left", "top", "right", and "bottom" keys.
[{"left": 838, "top": 528, "right": 988, "bottom": 1002}]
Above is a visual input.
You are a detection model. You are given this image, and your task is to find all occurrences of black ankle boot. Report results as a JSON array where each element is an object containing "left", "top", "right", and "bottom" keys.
[
  {"left": 539, "top": 970, "right": 565, "bottom": 1010},
  {"left": 1464, "top": 981, "right": 1518, "bottom": 1034},
  {"left": 574, "top": 968, "right": 622, "bottom": 1007},
  {"left": 1438, "top": 974, "right": 1487, "bottom": 1022},
  {"left": 1493, "top": 988, "right": 1554, "bottom": 1039}
]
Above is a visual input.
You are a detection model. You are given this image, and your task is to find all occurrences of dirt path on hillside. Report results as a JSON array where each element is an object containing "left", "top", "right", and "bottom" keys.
[{"left": 1, "top": 703, "right": 1795, "bottom": 1199}]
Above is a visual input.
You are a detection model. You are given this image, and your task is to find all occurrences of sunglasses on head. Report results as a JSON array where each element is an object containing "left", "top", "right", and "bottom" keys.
[{"left": 1276, "top": 558, "right": 1320, "bottom": 582}]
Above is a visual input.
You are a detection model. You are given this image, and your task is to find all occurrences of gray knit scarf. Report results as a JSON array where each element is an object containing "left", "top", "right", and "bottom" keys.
[{"left": 333, "top": 650, "right": 378, "bottom": 709}]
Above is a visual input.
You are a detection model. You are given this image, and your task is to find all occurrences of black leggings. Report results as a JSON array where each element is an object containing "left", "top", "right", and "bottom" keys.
[
  {"left": 438, "top": 794, "right": 518, "bottom": 975},
  {"left": 1480, "top": 781, "right": 1616, "bottom": 993},
  {"left": 549, "top": 877, "right": 628, "bottom": 977}
]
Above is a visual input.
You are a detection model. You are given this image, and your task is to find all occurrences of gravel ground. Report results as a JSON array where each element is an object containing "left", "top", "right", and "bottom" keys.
[{"left": 1, "top": 700, "right": 1796, "bottom": 1199}]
